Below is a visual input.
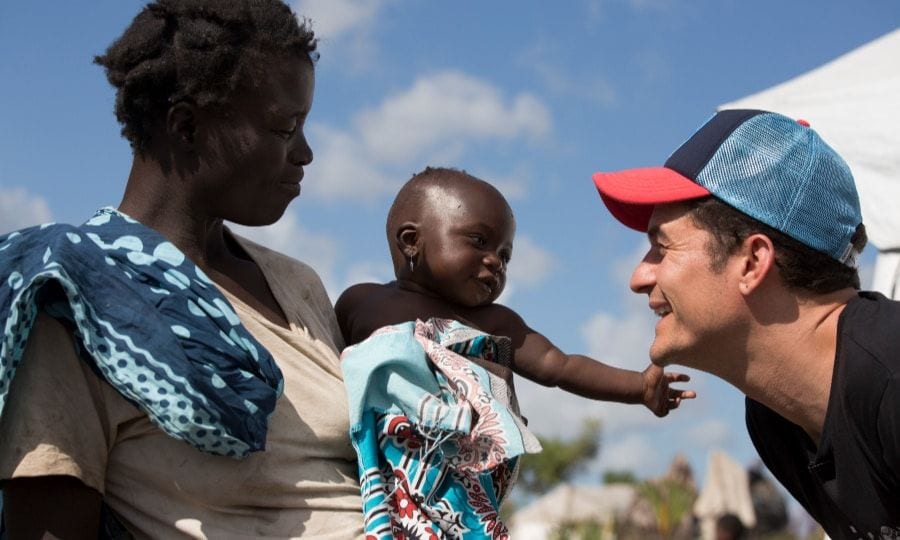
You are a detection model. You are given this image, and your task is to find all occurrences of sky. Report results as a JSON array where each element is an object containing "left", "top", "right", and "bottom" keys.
[{"left": 2, "top": 0, "right": 898, "bottom": 516}]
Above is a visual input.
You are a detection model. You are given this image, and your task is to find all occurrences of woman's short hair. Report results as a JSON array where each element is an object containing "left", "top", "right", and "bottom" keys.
[
  {"left": 688, "top": 197, "right": 866, "bottom": 294},
  {"left": 94, "top": 0, "right": 317, "bottom": 151}
]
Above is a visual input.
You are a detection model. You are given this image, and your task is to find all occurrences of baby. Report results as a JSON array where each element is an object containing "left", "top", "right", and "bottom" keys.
[
  {"left": 337, "top": 166, "right": 694, "bottom": 413},
  {"left": 336, "top": 167, "right": 694, "bottom": 539}
]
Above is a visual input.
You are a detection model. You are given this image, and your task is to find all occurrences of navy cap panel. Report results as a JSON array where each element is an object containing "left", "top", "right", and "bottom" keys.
[{"left": 664, "top": 109, "right": 767, "bottom": 180}]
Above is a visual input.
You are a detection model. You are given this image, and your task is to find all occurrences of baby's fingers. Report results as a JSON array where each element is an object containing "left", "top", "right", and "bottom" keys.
[{"left": 664, "top": 372, "right": 691, "bottom": 383}]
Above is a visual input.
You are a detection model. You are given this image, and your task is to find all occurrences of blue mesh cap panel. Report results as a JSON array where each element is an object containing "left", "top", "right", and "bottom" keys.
[{"left": 695, "top": 112, "right": 861, "bottom": 263}]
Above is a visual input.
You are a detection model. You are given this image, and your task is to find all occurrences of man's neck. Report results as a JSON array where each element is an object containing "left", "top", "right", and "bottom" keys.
[{"left": 737, "top": 289, "right": 855, "bottom": 445}]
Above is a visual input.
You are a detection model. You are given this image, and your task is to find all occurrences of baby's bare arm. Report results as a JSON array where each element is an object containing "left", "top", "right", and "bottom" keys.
[
  {"left": 516, "top": 331, "right": 645, "bottom": 403},
  {"left": 494, "top": 306, "right": 694, "bottom": 415}
]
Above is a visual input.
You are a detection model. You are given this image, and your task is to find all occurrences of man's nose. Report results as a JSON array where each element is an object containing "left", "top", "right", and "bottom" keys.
[{"left": 630, "top": 254, "right": 654, "bottom": 294}]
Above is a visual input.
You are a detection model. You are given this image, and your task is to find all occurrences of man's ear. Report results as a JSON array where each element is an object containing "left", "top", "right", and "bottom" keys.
[
  {"left": 738, "top": 233, "right": 777, "bottom": 295},
  {"left": 396, "top": 222, "right": 419, "bottom": 258},
  {"left": 166, "top": 101, "right": 197, "bottom": 150}
]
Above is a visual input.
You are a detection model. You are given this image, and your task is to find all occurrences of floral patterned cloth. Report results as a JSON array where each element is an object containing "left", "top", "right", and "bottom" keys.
[{"left": 342, "top": 318, "right": 541, "bottom": 539}]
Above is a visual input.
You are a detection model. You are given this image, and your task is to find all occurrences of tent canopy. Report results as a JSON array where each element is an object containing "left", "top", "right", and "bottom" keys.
[{"left": 719, "top": 29, "right": 900, "bottom": 297}]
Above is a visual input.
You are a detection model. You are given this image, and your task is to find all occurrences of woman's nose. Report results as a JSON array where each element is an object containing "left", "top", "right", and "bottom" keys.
[{"left": 289, "top": 134, "right": 313, "bottom": 166}]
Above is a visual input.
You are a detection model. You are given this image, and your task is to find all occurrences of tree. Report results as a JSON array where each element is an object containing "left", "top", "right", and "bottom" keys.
[
  {"left": 637, "top": 479, "right": 696, "bottom": 540},
  {"left": 517, "top": 419, "right": 602, "bottom": 494},
  {"left": 602, "top": 470, "right": 638, "bottom": 485}
]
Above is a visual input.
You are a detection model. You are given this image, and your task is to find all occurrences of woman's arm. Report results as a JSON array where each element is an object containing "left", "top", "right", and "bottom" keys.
[{"left": 3, "top": 476, "right": 101, "bottom": 539}]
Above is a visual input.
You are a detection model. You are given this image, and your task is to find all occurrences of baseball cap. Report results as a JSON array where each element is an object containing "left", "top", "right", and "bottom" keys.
[{"left": 592, "top": 109, "right": 863, "bottom": 265}]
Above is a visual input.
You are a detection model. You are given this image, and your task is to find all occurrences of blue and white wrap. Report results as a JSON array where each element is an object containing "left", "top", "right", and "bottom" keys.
[{"left": 0, "top": 207, "right": 283, "bottom": 459}]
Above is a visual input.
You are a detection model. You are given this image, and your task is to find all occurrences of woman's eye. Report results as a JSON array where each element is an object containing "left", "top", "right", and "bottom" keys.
[{"left": 274, "top": 126, "right": 297, "bottom": 140}]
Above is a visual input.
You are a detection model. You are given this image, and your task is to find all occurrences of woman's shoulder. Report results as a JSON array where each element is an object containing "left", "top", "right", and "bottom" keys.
[{"left": 229, "top": 232, "right": 321, "bottom": 284}]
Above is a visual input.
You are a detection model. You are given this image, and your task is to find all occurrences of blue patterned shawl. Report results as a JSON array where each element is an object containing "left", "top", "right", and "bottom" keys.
[{"left": 0, "top": 207, "right": 283, "bottom": 458}]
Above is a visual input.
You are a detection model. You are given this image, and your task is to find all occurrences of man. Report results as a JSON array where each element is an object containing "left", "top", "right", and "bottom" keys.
[{"left": 592, "top": 109, "right": 900, "bottom": 539}]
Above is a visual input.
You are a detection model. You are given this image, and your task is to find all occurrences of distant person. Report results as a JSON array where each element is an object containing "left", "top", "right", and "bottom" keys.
[
  {"left": 592, "top": 109, "right": 900, "bottom": 538},
  {"left": 335, "top": 166, "right": 695, "bottom": 537},
  {"left": 715, "top": 513, "right": 746, "bottom": 540},
  {"left": 0, "top": 1, "right": 365, "bottom": 537}
]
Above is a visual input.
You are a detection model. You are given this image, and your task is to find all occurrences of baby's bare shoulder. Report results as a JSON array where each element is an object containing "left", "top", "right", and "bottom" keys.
[{"left": 470, "top": 302, "right": 529, "bottom": 336}]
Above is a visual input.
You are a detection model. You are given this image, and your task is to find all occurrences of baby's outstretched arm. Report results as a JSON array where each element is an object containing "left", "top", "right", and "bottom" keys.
[{"left": 501, "top": 309, "right": 695, "bottom": 416}]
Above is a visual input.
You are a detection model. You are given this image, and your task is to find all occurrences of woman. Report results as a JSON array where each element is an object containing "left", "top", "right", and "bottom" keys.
[{"left": 0, "top": 1, "right": 364, "bottom": 537}]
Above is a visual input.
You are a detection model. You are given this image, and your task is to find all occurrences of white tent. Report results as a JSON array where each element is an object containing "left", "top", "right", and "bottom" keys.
[
  {"left": 720, "top": 28, "right": 900, "bottom": 298},
  {"left": 508, "top": 483, "right": 637, "bottom": 539},
  {"left": 693, "top": 450, "right": 756, "bottom": 540}
]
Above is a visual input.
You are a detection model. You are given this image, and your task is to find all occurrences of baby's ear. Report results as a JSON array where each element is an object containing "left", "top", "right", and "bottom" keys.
[{"left": 396, "top": 222, "right": 419, "bottom": 256}]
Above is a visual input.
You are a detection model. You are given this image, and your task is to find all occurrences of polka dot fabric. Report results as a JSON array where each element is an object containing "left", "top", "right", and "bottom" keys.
[{"left": 0, "top": 207, "right": 283, "bottom": 458}]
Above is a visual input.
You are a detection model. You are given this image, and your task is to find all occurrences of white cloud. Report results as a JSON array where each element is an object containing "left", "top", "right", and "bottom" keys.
[
  {"left": 509, "top": 235, "right": 557, "bottom": 287},
  {"left": 532, "top": 58, "right": 617, "bottom": 108},
  {"left": 594, "top": 433, "right": 667, "bottom": 474},
  {"left": 358, "top": 71, "right": 551, "bottom": 164},
  {"left": 342, "top": 259, "right": 394, "bottom": 290},
  {"left": 0, "top": 186, "right": 53, "bottom": 235},
  {"left": 518, "top": 40, "right": 616, "bottom": 108},
  {"left": 228, "top": 209, "right": 342, "bottom": 299},
  {"left": 496, "top": 234, "right": 557, "bottom": 305},
  {"left": 293, "top": 0, "right": 396, "bottom": 71},
  {"left": 294, "top": 0, "right": 388, "bottom": 41},
  {"left": 585, "top": 0, "right": 675, "bottom": 15},
  {"left": 479, "top": 166, "right": 530, "bottom": 200},
  {"left": 581, "top": 297, "right": 655, "bottom": 372},
  {"left": 684, "top": 418, "right": 732, "bottom": 448},
  {"left": 628, "top": 0, "right": 674, "bottom": 11},
  {"left": 305, "top": 124, "right": 396, "bottom": 201},
  {"left": 307, "top": 70, "right": 553, "bottom": 202}
]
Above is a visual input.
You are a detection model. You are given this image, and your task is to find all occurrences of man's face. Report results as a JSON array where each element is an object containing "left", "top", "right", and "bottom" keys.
[{"left": 629, "top": 202, "right": 742, "bottom": 370}]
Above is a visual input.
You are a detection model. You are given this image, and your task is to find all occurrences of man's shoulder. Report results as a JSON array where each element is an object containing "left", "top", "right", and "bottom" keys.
[{"left": 839, "top": 291, "right": 900, "bottom": 375}]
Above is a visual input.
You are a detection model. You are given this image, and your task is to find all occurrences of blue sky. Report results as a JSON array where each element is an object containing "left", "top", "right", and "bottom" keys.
[{"left": 2, "top": 0, "right": 898, "bottom": 511}]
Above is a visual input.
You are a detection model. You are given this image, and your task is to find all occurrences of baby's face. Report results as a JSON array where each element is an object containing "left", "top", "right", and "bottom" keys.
[{"left": 416, "top": 186, "right": 515, "bottom": 307}]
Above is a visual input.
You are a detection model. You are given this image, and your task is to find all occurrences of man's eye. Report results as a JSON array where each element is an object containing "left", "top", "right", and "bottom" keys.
[{"left": 469, "top": 235, "right": 486, "bottom": 247}]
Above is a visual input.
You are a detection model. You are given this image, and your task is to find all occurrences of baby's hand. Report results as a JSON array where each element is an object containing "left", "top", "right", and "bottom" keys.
[{"left": 641, "top": 364, "right": 696, "bottom": 417}]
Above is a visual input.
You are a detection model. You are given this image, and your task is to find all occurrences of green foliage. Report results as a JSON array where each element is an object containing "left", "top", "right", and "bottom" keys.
[
  {"left": 551, "top": 520, "right": 606, "bottom": 540},
  {"left": 638, "top": 479, "right": 696, "bottom": 539},
  {"left": 517, "top": 419, "right": 602, "bottom": 493},
  {"left": 602, "top": 470, "right": 638, "bottom": 485}
]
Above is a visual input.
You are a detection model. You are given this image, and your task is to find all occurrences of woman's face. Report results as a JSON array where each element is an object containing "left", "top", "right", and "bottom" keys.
[{"left": 194, "top": 55, "right": 315, "bottom": 226}]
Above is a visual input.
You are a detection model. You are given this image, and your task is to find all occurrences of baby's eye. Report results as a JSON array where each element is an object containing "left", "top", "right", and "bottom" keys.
[{"left": 469, "top": 234, "right": 486, "bottom": 247}]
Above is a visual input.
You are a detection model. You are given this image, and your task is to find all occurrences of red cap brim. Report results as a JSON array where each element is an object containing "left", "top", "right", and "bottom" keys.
[{"left": 591, "top": 167, "right": 712, "bottom": 232}]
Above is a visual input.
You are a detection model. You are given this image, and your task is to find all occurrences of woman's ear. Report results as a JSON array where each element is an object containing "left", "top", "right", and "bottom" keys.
[
  {"left": 166, "top": 101, "right": 197, "bottom": 150},
  {"left": 396, "top": 222, "right": 419, "bottom": 258}
]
